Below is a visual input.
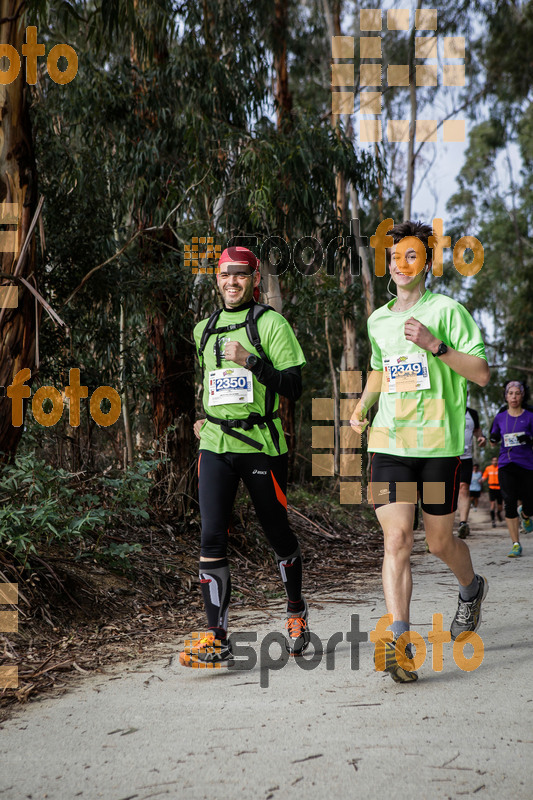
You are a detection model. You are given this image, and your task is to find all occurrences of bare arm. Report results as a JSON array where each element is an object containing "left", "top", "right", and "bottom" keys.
[
  {"left": 349, "top": 370, "right": 384, "bottom": 434},
  {"left": 436, "top": 349, "right": 490, "bottom": 386},
  {"left": 473, "top": 427, "right": 487, "bottom": 447},
  {"left": 404, "top": 318, "right": 490, "bottom": 387},
  {"left": 194, "top": 419, "right": 206, "bottom": 439}
]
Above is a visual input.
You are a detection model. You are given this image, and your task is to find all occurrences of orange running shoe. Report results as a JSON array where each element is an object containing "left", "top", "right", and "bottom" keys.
[
  {"left": 178, "top": 631, "right": 234, "bottom": 669},
  {"left": 285, "top": 598, "right": 310, "bottom": 656}
]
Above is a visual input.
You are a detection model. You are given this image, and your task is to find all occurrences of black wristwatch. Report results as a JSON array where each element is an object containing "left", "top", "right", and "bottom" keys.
[
  {"left": 245, "top": 354, "right": 259, "bottom": 370},
  {"left": 432, "top": 341, "right": 448, "bottom": 358}
]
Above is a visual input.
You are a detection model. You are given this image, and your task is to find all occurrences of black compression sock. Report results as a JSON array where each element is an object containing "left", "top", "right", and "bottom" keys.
[
  {"left": 276, "top": 546, "right": 303, "bottom": 603},
  {"left": 287, "top": 599, "right": 305, "bottom": 613},
  {"left": 199, "top": 558, "right": 231, "bottom": 632},
  {"left": 208, "top": 627, "right": 228, "bottom": 642}
]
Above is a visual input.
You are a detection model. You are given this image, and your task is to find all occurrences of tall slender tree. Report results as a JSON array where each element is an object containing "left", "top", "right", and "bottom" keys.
[{"left": 0, "top": 0, "right": 39, "bottom": 458}]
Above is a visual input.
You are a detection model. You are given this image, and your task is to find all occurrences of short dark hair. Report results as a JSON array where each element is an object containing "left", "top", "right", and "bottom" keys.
[
  {"left": 473, "top": 463, "right": 479, "bottom": 468},
  {"left": 387, "top": 220, "right": 433, "bottom": 267}
]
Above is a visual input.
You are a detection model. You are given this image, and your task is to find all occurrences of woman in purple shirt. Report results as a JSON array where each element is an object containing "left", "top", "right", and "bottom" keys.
[{"left": 489, "top": 381, "right": 533, "bottom": 556}]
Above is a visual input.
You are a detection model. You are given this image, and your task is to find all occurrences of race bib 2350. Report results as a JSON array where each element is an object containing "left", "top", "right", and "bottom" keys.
[{"left": 208, "top": 368, "right": 253, "bottom": 406}]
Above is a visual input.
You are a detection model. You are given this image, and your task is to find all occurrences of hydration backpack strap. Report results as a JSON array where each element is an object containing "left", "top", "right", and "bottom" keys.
[
  {"left": 198, "top": 309, "right": 223, "bottom": 366},
  {"left": 200, "top": 303, "right": 282, "bottom": 454},
  {"left": 198, "top": 309, "right": 248, "bottom": 368},
  {"left": 204, "top": 410, "right": 281, "bottom": 452},
  {"left": 245, "top": 303, "right": 273, "bottom": 363},
  {"left": 245, "top": 304, "right": 280, "bottom": 453}
]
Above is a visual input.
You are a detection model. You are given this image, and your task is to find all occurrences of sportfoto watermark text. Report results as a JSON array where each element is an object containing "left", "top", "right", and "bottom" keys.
[
  {"left": 188, "top": 613, "right": 484, "bottom": 687},
  {"left": 189, "top": 218, "right": 483, "bottom": 278}
]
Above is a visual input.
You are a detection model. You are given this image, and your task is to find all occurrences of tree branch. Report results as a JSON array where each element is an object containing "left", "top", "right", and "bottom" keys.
[{"left": 413, "top": 88, "right": 487, "bottom": 161}]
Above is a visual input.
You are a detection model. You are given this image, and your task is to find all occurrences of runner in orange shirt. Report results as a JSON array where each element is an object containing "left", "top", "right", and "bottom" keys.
[{"left": 481, "top": 456, "right": 503, "bottom": 528}]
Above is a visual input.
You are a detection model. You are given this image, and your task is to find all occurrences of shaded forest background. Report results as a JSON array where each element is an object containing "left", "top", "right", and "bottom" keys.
[{"left": 0, "top": 0, "right": 532, "bottom": 705}]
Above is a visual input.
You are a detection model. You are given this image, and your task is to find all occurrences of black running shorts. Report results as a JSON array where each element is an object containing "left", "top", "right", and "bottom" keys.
[
  {"left": 488, "top": 488, "right": 502, "bottom": 503},
  {"left": 459, "top": 457, "right": 473, "bottom": 486},
  {"left": 370, "top": 453, "right": 461, "bottom": 516}
]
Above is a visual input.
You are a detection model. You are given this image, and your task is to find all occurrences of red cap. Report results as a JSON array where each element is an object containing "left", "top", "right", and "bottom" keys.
[
  {"left": 218, "top": 246, "right": 260, "bottom": 301},
  {"left": 218, "top": 246, "right": 259, "bottom": 273}
]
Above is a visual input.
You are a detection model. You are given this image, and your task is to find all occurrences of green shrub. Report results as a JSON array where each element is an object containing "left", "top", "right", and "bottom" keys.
[{"left": 0, "top": 454, "right": 158, "bottom": 566}]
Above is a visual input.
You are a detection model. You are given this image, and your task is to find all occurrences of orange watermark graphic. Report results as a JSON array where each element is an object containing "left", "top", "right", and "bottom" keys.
[
  {"left": 181, "top": 612, "right": 484, "bottom": 687},
  {"left": 185, "top": 238, "right": 222, "bottom": 274},
  {"left": 181, "top": 632, "right": 227, "bottom": 669},
  {"left": 371, "top": 218, "right": 484, "bottom": 277},
  {"left": 186, "top": 218, "right": 483, "bottom": 279},
  {"left": 312, "top": 370, "right": 363, "bottom": 505},
  {"left": 312, "top": 371, "right": 452, "bottom": 504},
  {"left": 0, "top": 202, "right": 20, "bottom": 311},
  {"left": 371, "top": 613, "right": 484, "bottom": 672},
  {"left": 5, "top": 368, "right": 121, "bottom": 428},
  {"left": 0, "top": 583, "right": 18, "bottom": 690},
  {"left": 333, "top": 9, "right": 466, "bottom": 143},
  {"left": 0, "top": 27, "right": 78, "bottom": 85}
]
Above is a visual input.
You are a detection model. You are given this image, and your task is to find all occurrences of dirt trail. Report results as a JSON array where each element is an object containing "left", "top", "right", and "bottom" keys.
[{"left": 1, "top": 504, "right": 531, "bottom": 800}]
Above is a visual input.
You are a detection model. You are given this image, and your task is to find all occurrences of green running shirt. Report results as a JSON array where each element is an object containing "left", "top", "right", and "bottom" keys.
[
  {"left": 194, "top": 306, "right": 306, "bottom": 456},
  {"left": 367, "top": 290, "right": 487, "bottom": 458}
]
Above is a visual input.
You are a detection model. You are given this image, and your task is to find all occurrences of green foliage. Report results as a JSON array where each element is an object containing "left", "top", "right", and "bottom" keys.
[
  {"left": 14, "top": 0, "right": 532, "bottom": 542},
  {"left": 98, "top": 460, "right": 155, "bottom": 523},
  {"left": 96, "top": 541, "right": 143, "bottom": 570},
  {"left": 0, "top": 455, "right": 157, "bottom": 566},
  {"left": 481, "top": 0, "right": 533, "bottom": 106},
  {"left": 25, "top": 0, "right": 379, "bottom": 505},
  {"left": 444, "top": 112, "right": 533, "bottom": 431}
]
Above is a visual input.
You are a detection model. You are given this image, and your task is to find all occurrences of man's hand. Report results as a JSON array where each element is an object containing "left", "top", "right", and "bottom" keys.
[
  {"left": 350, "top": 401, "right": 369, "bottom": 434},
  {"left": 224, "top": 341, "right": 251, "bottom": 367},
  {"left": 476, "top": 434, "right": 487, "bottom": 447},
  {"left": 404, "top": 317, "right": 440, "bottom": 353},
  {"left": 193, "top": 418, "right": 206, "bottom": 439}
]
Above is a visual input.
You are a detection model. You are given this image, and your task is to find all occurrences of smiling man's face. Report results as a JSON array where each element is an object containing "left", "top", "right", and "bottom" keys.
[{"left": 216, "top": 263, "right": 260, "bottom": 308}]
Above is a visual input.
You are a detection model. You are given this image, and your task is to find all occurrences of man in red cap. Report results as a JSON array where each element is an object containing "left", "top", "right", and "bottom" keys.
[{"left": 179, "top": 246, "right": 309, "bottom": 668}]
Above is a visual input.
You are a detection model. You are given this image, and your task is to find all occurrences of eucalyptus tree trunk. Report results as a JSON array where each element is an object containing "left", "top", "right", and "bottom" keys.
[
  {"left": 272, "top": 0, "right": 296, "bottom": 477},
  {"left": 326, "top": 0, "right": 359, "bottom": 371},
  {"left": 130, "top": 28, "right": 195, "bottom": 511},
  {"left": 263, "top": 0, "right": 291, "bottom": 313},
  {"left": 0, "top": 0, "right": 39, "bottom": 458},
  {"left": 350, "top": 185, "right": 375, "bottom": 318},
  {"left": 325, "top": 312, "right": 340, "bottom": 476},
  {"left": 119, "top": 301, "right": 134, "bottom": 466},
  {"left": 404, "top": 0, "right": 423, "bottom": 221},
  {"left": 273, "top": 0, "right": 292, "bottom": 131}
]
